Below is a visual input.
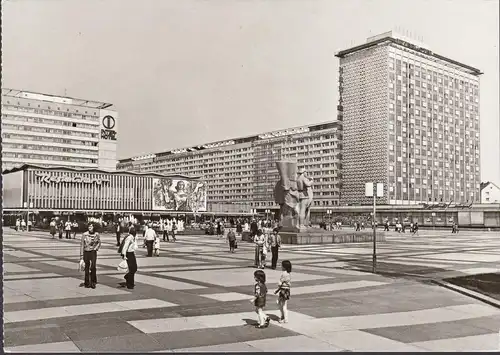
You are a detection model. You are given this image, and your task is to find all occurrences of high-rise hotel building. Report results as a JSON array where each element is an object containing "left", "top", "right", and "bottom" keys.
[
  {"left": 117, "top": 121, "right": 342, "bottom": 212},
  {"left": 337, "top": 31, "right": 482, "bottom": 205},
  {"left": 1, "top": 89, "right": 118, "bottom": 171}
]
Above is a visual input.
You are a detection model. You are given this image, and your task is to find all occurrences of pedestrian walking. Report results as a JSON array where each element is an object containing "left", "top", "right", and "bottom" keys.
[
  {"left": 274, "top": 260, "right": 292, "bottom": 324},
  {"left": 153, "top": 233, "right": 161, "bottom": 256},
  {"left": 254, "top": 230, "right": 266, "bottom": 269},
  {"left": 49, "top": 219, "right": 56, "bottom": 238},
  {"left": 144, "top": 223, "right": 156, "bottom": 257},
  {"left": 120, "top": 227, "right": 138, "bottom": 289},
  {"left": 79, "top": 223, "right": 101, "bottom": 289},
  {"left": 171, "top": 221, "right": 177, "bottom": 242},
  {"left": 269, "top": 228, "right": 282, "bottom": 269},
  {"left": 115, "top": 222, "right": 122, "bottom": 246},
  {"left": 65, "top": 220, "right": 72, "bottom": 239},
  {"left": 72, "top": 220, "right": 78, "bottom": 239},
  {"left": 227, "top": 228, "right": 237, "bottom": 253},
  {"left": 250, "top": 270, "right": 270, "bottom": 329}
]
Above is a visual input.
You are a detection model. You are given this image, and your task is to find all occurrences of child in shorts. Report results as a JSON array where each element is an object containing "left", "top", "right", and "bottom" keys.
[
  {"left": 153, "top": 234, "right": 160, "bottom": 256},
  {"left": 250, "top": 269, "right": 270, "bottom": 328},
  {"left": 275, "top": 260, "right": 291, "bottom": 323}
]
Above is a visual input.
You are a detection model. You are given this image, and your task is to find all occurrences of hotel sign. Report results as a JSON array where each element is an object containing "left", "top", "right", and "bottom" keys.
[
  {"left": 35, "top": 173, "right": 110, "bottom": 185},
  {"left": 101, "top": 115, "right": 117, "bottom": 141}
]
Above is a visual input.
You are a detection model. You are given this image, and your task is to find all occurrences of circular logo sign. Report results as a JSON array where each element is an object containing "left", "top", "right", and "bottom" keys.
[{"left": 102, "top": 115, "right": 116, "bottom": 130}]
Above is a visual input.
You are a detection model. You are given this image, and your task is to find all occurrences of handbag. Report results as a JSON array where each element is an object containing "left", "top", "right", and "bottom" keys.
[
  {"left": 78, "top": 259, "right": 85, "bottom": 272},
  {"left": 117, "top": 259, "right": 128, "bottom": 273},
  {"left": 234, "top": 241, "right": 238, "bottom": 249}
]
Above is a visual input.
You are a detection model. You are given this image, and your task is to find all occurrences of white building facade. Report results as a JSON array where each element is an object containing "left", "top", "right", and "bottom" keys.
[
  {"left": 337, "top": 31, "right": 482, "bottom": 205},
  {"left": 1, "top": 89, "right": 118, "bottom": 171},
  {"left": 481, "top": 182, "right": 500, "bottom": 204},
  {"left": 117, "top": 121, "right": 343, "bottom": 212}
]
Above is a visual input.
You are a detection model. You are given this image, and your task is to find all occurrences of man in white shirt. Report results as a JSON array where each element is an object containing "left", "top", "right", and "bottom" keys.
[{"left": 144, "top": 223, "right": 157, "bottom": 257}]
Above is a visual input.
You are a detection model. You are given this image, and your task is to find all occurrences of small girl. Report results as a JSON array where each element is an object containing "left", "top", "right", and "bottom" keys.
[
  {"left": 153, "top": 233, "right": 161, "bottom": 256},
  {"left": 275, "top": 260, "right": 292, "bottom": 323},
  {"left": 250, "top": 270, "right": 270, "bottom": 328}
]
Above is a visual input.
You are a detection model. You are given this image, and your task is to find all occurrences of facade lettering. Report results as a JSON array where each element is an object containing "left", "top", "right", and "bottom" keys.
[{"left": 35, "top": 173, "right": 110, "bottom": 185}]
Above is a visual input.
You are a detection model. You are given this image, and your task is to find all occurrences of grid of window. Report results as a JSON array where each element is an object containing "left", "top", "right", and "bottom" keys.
[
  {"left": 2, "top": 92, "right": 105, "bottom": 171},
  {"left": 117, "top": 123, "right": 343, "bottom": 208},
  {"left": 386, "top": 46, "right": 480, "bottom": 204}
]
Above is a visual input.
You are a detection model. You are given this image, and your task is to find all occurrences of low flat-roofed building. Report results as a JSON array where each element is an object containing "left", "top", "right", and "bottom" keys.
[{"left": 2, "top": 164, "right": 207, "bottom": 215}]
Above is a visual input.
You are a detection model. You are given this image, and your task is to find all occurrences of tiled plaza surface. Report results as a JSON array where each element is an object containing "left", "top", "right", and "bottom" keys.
[{"left": 3, "top": 227, "right": 500, "bottom": 352}]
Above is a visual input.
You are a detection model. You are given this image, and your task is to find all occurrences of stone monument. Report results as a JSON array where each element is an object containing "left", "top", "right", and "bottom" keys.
[
  {"left": 274, "top": 161, "right": 314, "bottom": 231},
  {"left": 274, "top": 160, "right": 386, "bottom": 245}
]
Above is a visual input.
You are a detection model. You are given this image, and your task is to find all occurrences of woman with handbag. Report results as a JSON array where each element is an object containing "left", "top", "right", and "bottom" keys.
[
  {"left": 120, "top": 227, "right": 138, "bottom": 289},
  {"left": 79, "top": 223, "right": 101, "bottom": 289}
]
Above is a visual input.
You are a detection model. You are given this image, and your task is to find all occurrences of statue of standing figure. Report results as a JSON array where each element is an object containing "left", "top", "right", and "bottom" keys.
[
  {"left": 274, "top": 161, "right": 314, "bottom": 230},
  {"left": 296, "top": 168, "right": 314, "bottom": 228}
]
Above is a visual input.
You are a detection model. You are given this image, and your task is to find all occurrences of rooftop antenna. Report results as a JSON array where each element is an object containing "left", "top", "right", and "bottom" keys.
[{"left": 64, "top": 88, "right": 67, "bottom": 96}]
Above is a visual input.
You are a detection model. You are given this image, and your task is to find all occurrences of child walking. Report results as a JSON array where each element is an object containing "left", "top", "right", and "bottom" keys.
[
  {"left": 250, "top": 270, "right": 270, "bottom": 328},
  {"left": 275, "top": 260, "right": 292, "bottom": 323},
  {"left": 153, "top": 233, "right": 161, "bottom": 256}
]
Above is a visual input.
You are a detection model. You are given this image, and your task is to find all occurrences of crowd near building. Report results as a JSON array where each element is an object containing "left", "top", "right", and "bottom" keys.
[
  {"left": 3, "top": 31, "right": 499, "bottom": 229},
  {"left": 1, "top": 88, "right": 118, "bottom": 171}
]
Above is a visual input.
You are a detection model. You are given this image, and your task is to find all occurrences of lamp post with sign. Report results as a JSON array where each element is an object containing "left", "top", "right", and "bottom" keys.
[
  {"left": 326, "top": 209, "right": 332, "bottom": 229},
  {"left": 24, "top": 201, "right": 34, "bottom": 228},
  {"left": 365, "top": 182, "right": 384, "bottom": 273}
]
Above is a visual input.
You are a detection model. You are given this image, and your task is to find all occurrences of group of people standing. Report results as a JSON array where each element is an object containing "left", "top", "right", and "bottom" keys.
[
  {"left": 50, "top": 219, "right": 79, "bottom": 239},
  {"left": 253, "top": 228, "right": 282, "bottom": 270},
  {"left": 79, "top": 222, "right": 139, "bottom": 290}
]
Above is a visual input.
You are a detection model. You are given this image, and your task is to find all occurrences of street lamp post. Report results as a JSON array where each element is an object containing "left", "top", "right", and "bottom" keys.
[
  {"left": 366, "top": 182, "right": 384, "bottom": 274},
  {"left": 326, "top": 209, "right": 332, "bottom": 229}
]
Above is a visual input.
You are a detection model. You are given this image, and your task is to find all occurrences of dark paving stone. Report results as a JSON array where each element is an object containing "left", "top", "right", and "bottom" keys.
[
  {"left": 64, "top": 318, "right": 144, "bottom": 342},
  {"left": 150, "top": 324, "right": 299, "bottom": 350},
  {"left": 456, "top": 315, "right": 500, "bottom": 332},
  {"left": 175, "top": 303, "right": 246, "bottom": 318},
  {"left": 5, "top": 325, "right": 70, "bottom": 347},
  {"left": 364, "top": 319, "right": 493, "bottom": 343},
  {"left": 184, "top": 286, "right": 231, "bottom": 295},
  {"left": 4, "top": 293, "right": 140, "bottom": 312},
  {"left": 74, "top": 333, "right": 164, "bottom": 352}
]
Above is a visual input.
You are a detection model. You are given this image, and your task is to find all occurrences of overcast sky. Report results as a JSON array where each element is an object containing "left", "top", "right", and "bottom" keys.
[{"left": 3, "top": 0, "right": 499, "bottom": 183}]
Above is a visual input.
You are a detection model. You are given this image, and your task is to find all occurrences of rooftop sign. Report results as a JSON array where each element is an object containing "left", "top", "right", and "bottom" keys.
[{"left": 35, "top": 173, "right": 110, "bottom": 185}]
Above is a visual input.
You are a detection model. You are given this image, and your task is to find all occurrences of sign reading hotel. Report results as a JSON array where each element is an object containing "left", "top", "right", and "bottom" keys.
[
  {"left": 35, "top": 173, "right": 110, "bottom": 185},
  {"left": 101, "top": 115, "right": 117, "bottom": 141}
]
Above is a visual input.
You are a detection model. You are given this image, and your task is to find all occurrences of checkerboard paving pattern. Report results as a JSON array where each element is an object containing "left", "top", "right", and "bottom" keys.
[{"left": 4, "top": 228, "right": 500, "bottom": 352}]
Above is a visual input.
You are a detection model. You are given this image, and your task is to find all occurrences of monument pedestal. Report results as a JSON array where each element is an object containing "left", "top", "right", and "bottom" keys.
[{"left": 279, "top": 228, "right": 386, "bottom": 245}]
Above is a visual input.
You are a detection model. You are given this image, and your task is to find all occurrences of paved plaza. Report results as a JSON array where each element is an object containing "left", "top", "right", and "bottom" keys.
[{"left": 3, "top": 228, "right": 500, "bottom": 352}]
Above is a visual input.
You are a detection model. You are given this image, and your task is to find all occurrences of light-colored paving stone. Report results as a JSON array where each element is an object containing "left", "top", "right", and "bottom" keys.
[
  {"left": 245, "top": 335, "right": 344, "bottom": 352},
  {"left": 320, "top": 304, "right": 500, "bottom": 330},
  {"left": 201, "top": 292, "right": 251, "bottom": 302},
  {"left": 412, "top": 333, "right": 499, "bottom": 351},
  {"left": 129, "top": 311, "right": 313, "bottom": 334},
  {"left": 5, "top": 277, "right": 127, "bottom": 301},
  {"left": 5, "top": 341, "right": 82, "bottom": 353}
]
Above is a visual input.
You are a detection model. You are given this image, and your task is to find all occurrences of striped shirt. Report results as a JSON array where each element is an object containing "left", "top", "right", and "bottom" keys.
[{"left": 80, "top": 232, "right": 101, "bottom": 258}]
